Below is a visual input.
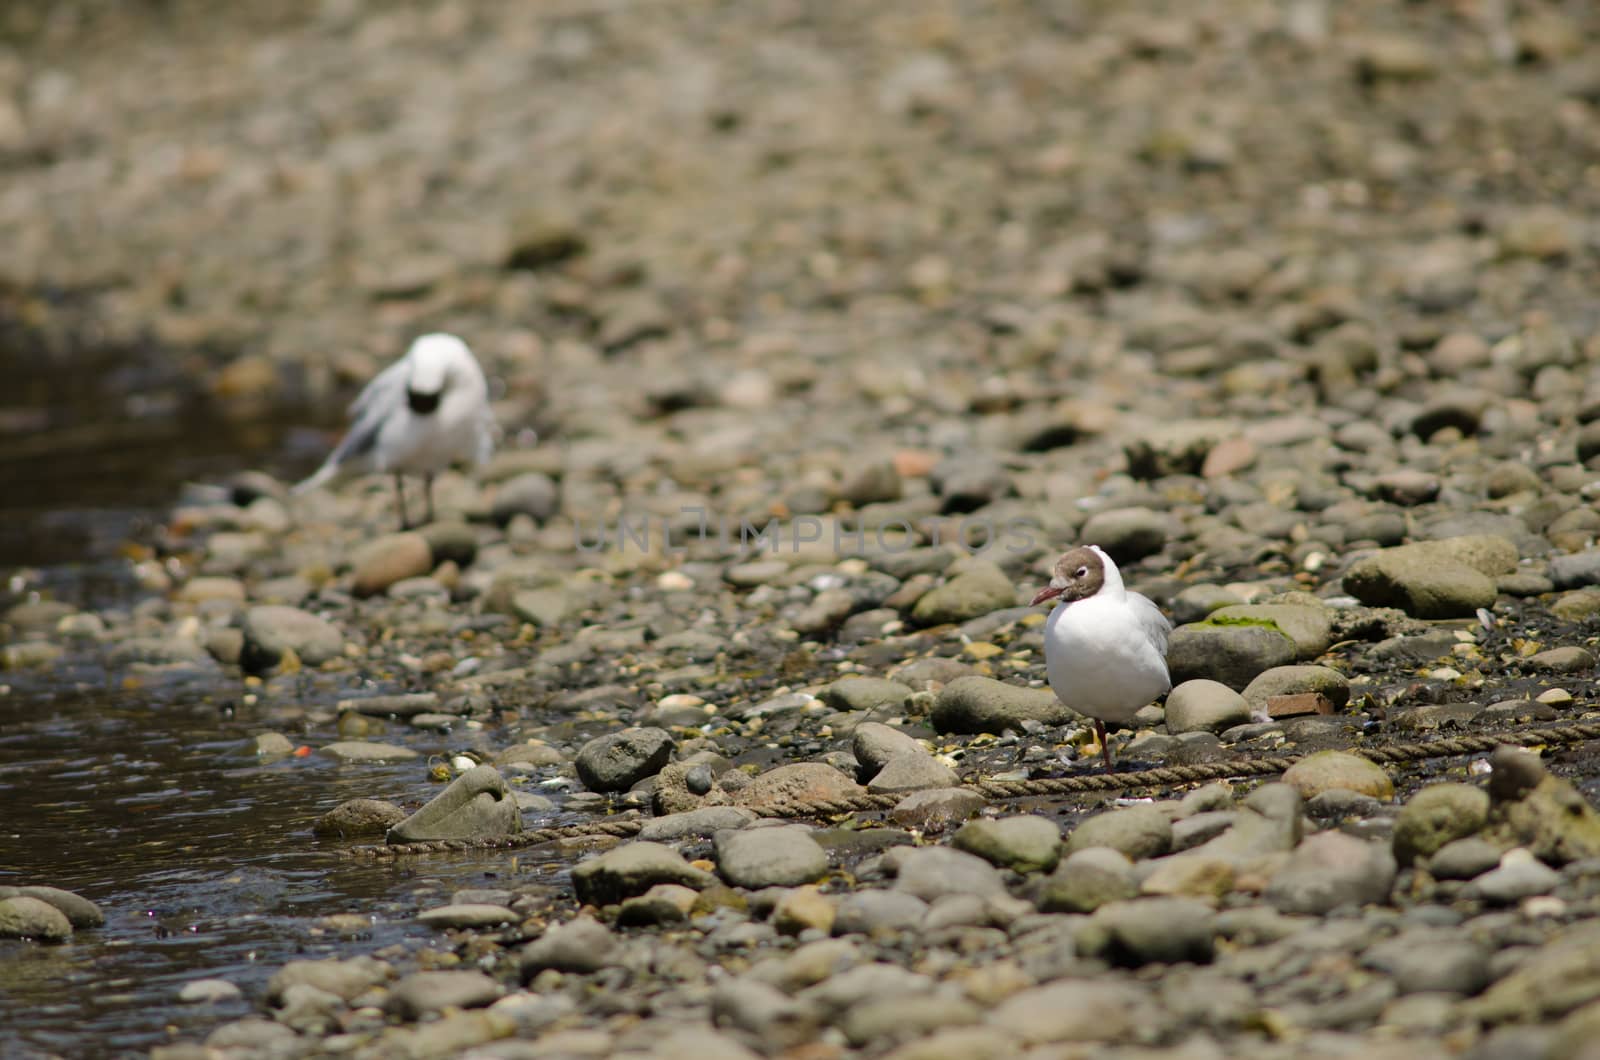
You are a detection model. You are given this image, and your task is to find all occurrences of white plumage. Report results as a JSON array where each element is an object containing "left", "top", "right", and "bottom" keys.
[
  {"left": 294, "top": 333, "right": 495, "bottom": 528},
  {"left": 1034, "top": 544, "right": 1172, "bottom": 770}
]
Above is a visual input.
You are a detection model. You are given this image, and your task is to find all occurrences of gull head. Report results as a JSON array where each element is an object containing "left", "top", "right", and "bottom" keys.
[
  {"left": 1030, "top": 545, "right": 1109, "bottom": 606},
  {"left": 406, "top": 333, "right": 477, "bottom": 411}
]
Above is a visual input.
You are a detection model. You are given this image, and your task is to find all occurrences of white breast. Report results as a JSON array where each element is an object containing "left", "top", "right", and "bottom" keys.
[{"left": 1043, "top": 591, "right": 1172, "bottom": 724}]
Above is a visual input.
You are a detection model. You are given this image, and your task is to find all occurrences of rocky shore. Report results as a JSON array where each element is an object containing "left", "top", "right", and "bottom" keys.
[{"left": 4, "top": 0, "right": 1600, "bottom": 1057}]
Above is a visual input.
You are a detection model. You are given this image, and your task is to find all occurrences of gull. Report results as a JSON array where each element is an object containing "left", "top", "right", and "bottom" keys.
[
  {"left": 1031, "top": 544, "right": 1172, "bottom": 771},
  {"left": 294, "top": 333, "right": 495, "bottom": 529}
]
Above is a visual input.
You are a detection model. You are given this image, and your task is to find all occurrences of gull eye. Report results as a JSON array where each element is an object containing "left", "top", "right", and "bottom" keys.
[{"left": 1075, "top": 566, "right": 1088, "bottom": 578}]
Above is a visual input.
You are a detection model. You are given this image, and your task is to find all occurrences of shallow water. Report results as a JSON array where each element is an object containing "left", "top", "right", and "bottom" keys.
[
  {"left": 0, "top": 657, "right": 548, "bottom": 1058},
  {"left": 0, "top": 339, "right": 534, "bottom": 1056}
]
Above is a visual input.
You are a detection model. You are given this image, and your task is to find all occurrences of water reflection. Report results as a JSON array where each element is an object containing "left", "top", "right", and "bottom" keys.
[{"left": 0, "top": 671, "right": 536, "bottom": 1055}]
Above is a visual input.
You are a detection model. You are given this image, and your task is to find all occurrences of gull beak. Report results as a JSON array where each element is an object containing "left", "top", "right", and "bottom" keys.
[{"left": 1030, "top": 585, "right": 1064, "bottom": 607}]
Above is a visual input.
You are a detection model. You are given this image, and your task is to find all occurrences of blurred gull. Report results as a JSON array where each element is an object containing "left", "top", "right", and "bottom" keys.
[
  {"left": 294, "top": 333, "right": 495, "bottom": 529},
  {"left": 1031, "top": 544, "right": 1172, "bottom": 772}
]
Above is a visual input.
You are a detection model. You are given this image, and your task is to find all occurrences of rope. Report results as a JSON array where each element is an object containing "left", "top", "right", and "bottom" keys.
[{"left": 340, "top": 718, "right": 1600, "bottom": 859}]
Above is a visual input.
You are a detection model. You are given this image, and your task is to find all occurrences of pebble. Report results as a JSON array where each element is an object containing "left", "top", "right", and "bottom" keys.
[
  {"left": 1037, "top": 847, "right": 1138, "bottom": 913},
  {"left": 832, "top": 890, "right": 929, "bottom": 936},
  {"left": 1079, "top": 896, "right": 1217, "bottom": 966},
  {"left": 239, "top": 604, "right": 344, "bottom": 672},
  {"left": 1427, "top": 837, "right": 1504, "bottom": 881},
  {"left": 911, "top": 561, "right": 1021, "bottom": 626},
  {"left": 1265, "top": 831, "right": 1397, "bottom": 915},
  {"left": 0, "top": 896, "right": 74, "bottom": 941},
  {"left": 867, "top": 752, "right": 959, "bottom": 794},
  {"left": 930, "top": 676, "right": 1073, "bottom": 734},
  {"left": 1164, "top": 679, "right": 1251, "bottom": 734},
  {"left": 1392, "top": 783, "right": 1490, "bottom": 865},
  {"left": 519, "top": 918, "right": 616, "bottom": 977},
  {"left": 570, "top": 842, "right": 717, "bottom": 906},
  {"left": 715, "top": 826, "right": 828, "bottom": 889},
  {"left": 177, "top": 979, "right": 244, "bottom": 1004},
  {"left": 1065, "top": 805, "right": 1172, "bottom": 860},
  {"left": 350, "top": 532, "right": 433, "bottom": 598},
  {"left": 820, "top": 678, "right": 914, "bottom": 714},
  {"left": 1166, "top": 622, "right": 1298, "bottom": 688},
  {"left": 951, "top": 815, "right": 1062, "bottom": 874},
  {"left": 387, "top": 970, "right": 501, "bottom": 1020},
  {"left": 1282, "top": 751, "right": 1395, "bottom": 801},
  {"left": 887, "top": 846, "right": 1008, "bottom": 901},
  {"left": 574, "top": 726, "right": 675, "bottom": 792},
  {"left": 1472, "top": 849, "right": 1562, "bottom": 904},
  {"left": 417, "top": 904, "right": 519, "bottom": 930}
]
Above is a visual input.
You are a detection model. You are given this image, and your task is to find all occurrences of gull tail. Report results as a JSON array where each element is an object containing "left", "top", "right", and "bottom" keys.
[{"left": 292, "top": 461, "right": 341, "bottom": 496}]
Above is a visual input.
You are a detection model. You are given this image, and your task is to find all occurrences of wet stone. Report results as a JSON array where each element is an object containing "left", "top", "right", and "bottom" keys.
[
  {"left": 388, "top": 765, "right": 521, "bottom": 843},
  {"left": 571, "top": 842, "right": 716, "bottom": 906},
  {"left": 239, "top": 604, "right": 344, "bottom": 672},
  {"left": 14, "top": 886, "right": 104, "bottom": 929},
  {"left": 417, "top": 904, "right": 519, "bottom": 930},
  {"left": 0, "top": 896, "right": 73, "bottom": 941}
]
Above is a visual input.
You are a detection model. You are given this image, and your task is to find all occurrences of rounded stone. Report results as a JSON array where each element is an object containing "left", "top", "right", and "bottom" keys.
[
  {"left": 575, "top": 727, "right": 676, "bottom": 793},
  {"left": 930, "top": 676, "right": 1073, "bottom": 734},
  {"left": 0, "top": 896, "right": 74, "bottom": 941},
  {"left": 951, "top": 815, "right": 1063, "bottom": 874},
  {"left": 1164, "top": 680, "right": 1251, "bottom": 735},
  {"left": 1241, "top": 665, "right": 1351, "bottom": 715},
  {"left": 715, "top": 826, "right": 829, "bottom": 889},
  {"left": 1392, "top": 783, "right": 1490, "bottom": 866},
  {"left": 313, "top": 798, "right": 408, "bottom": 837},
  {"left": 1065, "top": 805, "right": 1173, "bottom": 861},
  {"left": 1282, "top": 751, "right": 1394, "bottom": 801},
  {"left": 350, "top": 532, "right": 433, "bottom": 598},
  {"left": 1037, "top": 847, "right": 1138, "bottom": 913},
  {"left": 240, "top": 604, "right": 345, "bottom": 672}
]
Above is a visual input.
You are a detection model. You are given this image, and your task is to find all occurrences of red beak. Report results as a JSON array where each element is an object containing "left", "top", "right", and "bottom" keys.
[{"left": 1031, "top": 585, "right": 1063, "bottom": 606}]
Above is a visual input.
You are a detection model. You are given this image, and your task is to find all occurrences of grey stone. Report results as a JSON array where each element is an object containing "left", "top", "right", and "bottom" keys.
[
  {"left": 1241, "top": 665, "right": 1351, "bottom": 715},
  {"left": 387, "top": 970, "right": 501, "bottom": 1020},
  {"left": 491, "top": 472, "right": 559, "bottom": 525},
  {"left": 792, "top": 588, "right": 857, "bottom": 638},
  {"left": 0, "top": 896, "right": 73, "bottom": 941},
  {"left": 1066, "top": 805, "right": 1172, "bottom": 861},
  {"left": 799, "top": 962, "right": 936, "bottom": 1020},
  {"left": 417, "top": 904, "right": 518, "bottom": 930},
  {"left": 840, "top": 993, "right": 981, "bottom": 1049},
  {"left": 1427, "top": 837, "right": 1503, "bottom": 880},
  {"left": 1037, "top": 847, "right": 1139, "bottom": 913},
  {"left": 617, "top": 884, "right": 699, "bottom": 927},
  {"left": 1164, "top": 679, "right": 1250, "bottom": 734},
  {"left": 1364, "top": 930, "right": 1492, "bottom": 995},
  {"left": 1265, "top": 831, "right": 1397, "bottom": 914},
  {"left": 820, "top": 678, "right": 914, "bottom": 714},
  {"left": 1282, "top": 750, "right": 1394, "bottom": 801},
  {"left": 710, "top": 978, "right": 818, "bottom": 1053},
  {"left": 1166, "top": 622, "right": 1298, "bottom": 689},
  {"left": 1171, "top": 811, "right": 1239, "bottom": 852},
  {"left": 951, "top": 815, "right": 1062, "bottom": 873},
  {"left": 890, "top": 788, "right": 988, "bottom": 832},
  {"left": 1472, "top": 850, "right": 1562, "bottom": 904},
  {"left": 1180, "top": 783, "right": 1302, "bottom": 864},
  {"left": 388, "top": 765, "right": 520, "bottom": 843},
  {"left": 575, "top": 727, "right": 675, "bottom": 793},
  {"left": 1079, "top": 507, "right": 1173, "bottom": 563},
  {"left": 1077, "top": 897, "right": 1217, "bottom": 966},
  {"left": 1393, "top": 783, "right": 1490, "bottom": 866},
  {"left": 832, "top": 890, "right": 929, "bottom": 936},
  {"left": 931, "top": 676, "right": 1074, "bottom": 734},
  {"left": 266, "top": 956, "right": 390, "bottom": 1005},
  {"left": 715, "top": 826, "right": 828, "bottom": 889},
  {"left": 639, "top": 806, "right": 759, "bottom": 841},
  {"left": 1549, "top": 550, "right": 1600, "bottom": 590},
  {"left": 1343, "top": 536, "right": 1517, "bottom": 618},
  {"left": 240, "top": 604, "right": 344, "bottom": 672},
  {"left": 868, "top": 752, "right": 959, "bottom": 794},
  {"left": 911, "top": 560, "right": 1020, "bottom": 626},
  {"left": 987, "top": 978, "right": 1159, "bottom": 1044},
  {"left": 314, "top": 798, "right": 407, "bottom": 838},
  {"left": 851, "top": 721, "right": 927, "bottom": 779},
  {"left": 1306, "top": 789, "right": 1382, "bottom": 820},
  {"left": 930, "top": 456, "right": 1010, "bottom": 514},
  {"left": 15, "top": 886, "right": 103, "bottom": 929},
  {"left": 519, "top": 917, "right": 616, "bottom": 977},
  {"left": 887, "top": 845, "right": 1008, "bottom": 901},
  {"left": 177, "top": 978, "right": 244, "bottom": 1004},
  {"left": 570, "top": 842, "right": 717, "bottom": 906},
  {"left": 320, "top": 740, "right": 420, "bottom": 763}
]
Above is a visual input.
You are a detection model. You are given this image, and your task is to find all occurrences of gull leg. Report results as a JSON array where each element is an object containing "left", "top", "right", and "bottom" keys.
[
  {"left": 424, "top": 472, "right": 435, "bottom": 526},
  {"left": 395, "top": 474, "right": 410, "bottom": 531},
  {"left": 1097, "top": 719, "right": 1114, "bottom": 773}
]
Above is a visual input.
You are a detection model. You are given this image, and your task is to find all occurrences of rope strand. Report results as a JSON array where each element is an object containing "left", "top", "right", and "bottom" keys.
[{"left": 340, "top": 718, "right": 1600, "bottom": 859}]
